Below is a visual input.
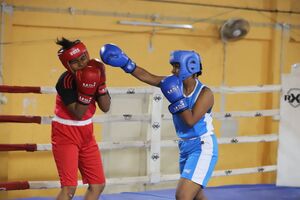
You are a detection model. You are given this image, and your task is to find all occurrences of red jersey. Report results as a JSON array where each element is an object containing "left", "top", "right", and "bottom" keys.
[{"left": 54, "top": 71, "right": 96, "bottom": 120}]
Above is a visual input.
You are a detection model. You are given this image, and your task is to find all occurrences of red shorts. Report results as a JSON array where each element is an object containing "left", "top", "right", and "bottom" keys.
[{"left": 51, "top": 121, "right": 105, "bottom": 186}]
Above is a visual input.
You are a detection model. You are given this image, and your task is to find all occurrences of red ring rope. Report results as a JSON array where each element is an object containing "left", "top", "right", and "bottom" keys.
[
  {"left": 0, "top": 144, "right": 37, "bottom": 152},
  {"left": 0, "top": 85, "right": 41, "bottom": 93},
  {"left": 0, "top": 115, "right": 41, "bottom": 123},
  {"left": 0, "top": 181, "right": 30, "bottom": 191}
]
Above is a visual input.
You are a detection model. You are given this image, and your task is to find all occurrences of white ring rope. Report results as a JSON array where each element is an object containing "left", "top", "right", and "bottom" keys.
[
  {"left": 162, "top": 109, "right": 280, "bottom": 121},
  {"left": 38, "top": 85, "right": 282, "bottom": 94},
  {"left": 23, "top": 165, "right": 276, "bottom": 189},
  {"left": 0, "top": 84, "right": 281, "bottom": 191},
  {"left": 35, "top": 133, "right": 278, "bottom": 151},
  {"left": 38, "top": 109, "right": 280, "bottom": 125},
  {"left": 211, "top": 85, "right": 282, "bottom": 93}
]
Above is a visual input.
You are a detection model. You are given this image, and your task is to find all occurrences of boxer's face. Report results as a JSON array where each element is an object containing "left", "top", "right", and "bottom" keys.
[
  {"left": 68, "top": 53, "right": 89, "bottom": 73},
  {"left": 171, "top": 62, "right": 180, "bottom": 76}
]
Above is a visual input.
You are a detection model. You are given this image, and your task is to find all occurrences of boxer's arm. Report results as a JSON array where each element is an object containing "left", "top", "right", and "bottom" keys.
[
  {"left": 67, "top": 102, "right": 90, "bottom": 120},
  {"left": 70, "top": 65, "right": 101, "bottom": 119},
  {"left": 131, "top": 66, "right": 165, "bottom": 87},
  {"left": 75, "top": 65, "right": 100, "bottom": 105},
  {"left": 179, "top": 87, "right": 214, "bottom": 127},
  {"left": 96, "top": 93, "right": 111, "bottom": 113},
  {"left": 95, "top": 82, "right": 111, "bottom": 113},
  {"left": 89, "top": 59, "right": 111, "bottom": 113},
  {"left": 56, "top": 72, "right": 90, "bottom": 120},
  {"left": 160, "top": 75, "right": 188, "bottom": 114},
  {"left": 100, "top": 44, "right": 164, "bottom": 87}
]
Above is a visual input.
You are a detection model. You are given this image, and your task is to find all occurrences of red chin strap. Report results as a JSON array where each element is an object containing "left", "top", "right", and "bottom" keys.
[{"left": 58, "top": 42, "right": 89, "bottom": 72}]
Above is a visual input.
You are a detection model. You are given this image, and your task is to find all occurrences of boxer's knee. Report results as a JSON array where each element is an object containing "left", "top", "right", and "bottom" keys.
[
  {"left": 87, "top": 183, "right": 105, "bottom": 194},
  {"left": 60, "top": 186, "right": 77, "bottom": 200}
]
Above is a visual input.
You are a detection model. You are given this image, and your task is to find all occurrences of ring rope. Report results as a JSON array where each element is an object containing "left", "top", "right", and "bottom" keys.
[
  {"left": 0, "top": 115, "right": 42, "bottom": 123},
  {"left": 0, "top": 133, "right": 278, "bottom": 152},
  {"left": 0, "top": 85, "right": 42, "bottom": 93},
  {"left": 0, "top": 165, "right": 277, "bottom": 191},
  {"left": 0, "top": 109, "right": 280, "bottom": 124},
  {"left": 0, "top": 85, "right": 281, "bottom": 191},
  {"left": 162, "top": 109, "right": 280, "bottom": 120},
  {"left": 0, "top": 84, "right": 281, "bottom": 94},
  {"left": 0, "top": 85, "right": 155, "bottom": 95},
  {"left": 211, "top": 85, "right": 281, "bottom": 93}
]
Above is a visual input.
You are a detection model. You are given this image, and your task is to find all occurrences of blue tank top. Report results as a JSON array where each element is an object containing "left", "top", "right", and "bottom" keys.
[{"left": 172, "top": 79, "right": 214, "bottom": 139}]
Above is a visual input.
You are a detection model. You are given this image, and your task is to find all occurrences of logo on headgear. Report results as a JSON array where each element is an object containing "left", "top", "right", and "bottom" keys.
[
  {"left": 284, "top": 88, "right": 300, "bottom": 108},
  {"left": 70, "top": 48, "right": 80, "bottom": 56}
]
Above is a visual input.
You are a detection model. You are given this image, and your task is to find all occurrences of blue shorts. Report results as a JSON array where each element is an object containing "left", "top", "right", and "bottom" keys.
[{"left": 178, "top": 133, "right": 218, "bottom": 187}]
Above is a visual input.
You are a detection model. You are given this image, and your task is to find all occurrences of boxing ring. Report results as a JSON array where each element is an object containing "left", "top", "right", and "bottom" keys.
[{"left": 1, "top": 65, "right": 300, "bottom": 199}]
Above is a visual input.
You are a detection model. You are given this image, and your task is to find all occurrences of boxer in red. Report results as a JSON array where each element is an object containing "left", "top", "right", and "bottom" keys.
[{"left": 52, "top": 37, "right": 110, "bottom": 200}]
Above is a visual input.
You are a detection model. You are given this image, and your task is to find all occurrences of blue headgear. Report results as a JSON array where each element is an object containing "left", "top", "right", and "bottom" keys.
[{"left": 169, "top": 50, "right": 202, "bottom": 80}]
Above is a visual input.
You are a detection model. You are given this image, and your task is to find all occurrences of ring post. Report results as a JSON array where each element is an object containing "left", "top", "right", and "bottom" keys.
[
  {"left": 147, "top": 87, "right": 163, "bottom": 183},
  {"left": 277, "top": 63, "right": 300, "bottom": 186}
]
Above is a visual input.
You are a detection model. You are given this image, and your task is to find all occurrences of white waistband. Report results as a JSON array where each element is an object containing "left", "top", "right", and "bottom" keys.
[
  {"left": 52, "top": 115, "right": 92, "bottom": 126},
  {"left": 200, "top": 132, "right": 214, "bottom": 138},
  {"left": 178, "top": 132, "right": 213, "bottom": 141}
]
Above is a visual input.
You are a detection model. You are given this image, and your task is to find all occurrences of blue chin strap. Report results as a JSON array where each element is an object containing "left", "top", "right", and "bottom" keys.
[{"left": 169, "top": 50, "right": 202, "bottom": 80}]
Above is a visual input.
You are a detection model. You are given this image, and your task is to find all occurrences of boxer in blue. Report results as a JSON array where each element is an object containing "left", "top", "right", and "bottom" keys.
[{"left": 100, "top": 44, "right": 218, "bottom": 200}]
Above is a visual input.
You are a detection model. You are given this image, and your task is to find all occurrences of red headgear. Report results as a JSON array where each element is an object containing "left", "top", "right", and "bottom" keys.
[{"left": 57, "top": 41, "right": 89, "bottom": 71}]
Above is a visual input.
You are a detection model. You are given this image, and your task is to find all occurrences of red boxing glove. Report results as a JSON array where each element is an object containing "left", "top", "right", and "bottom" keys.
[
  {"left": 75, "top": 65, "right": 101, "bottom": 104},
  {"left": 88, "top": 59, "right": 108, "bottom": 96}
]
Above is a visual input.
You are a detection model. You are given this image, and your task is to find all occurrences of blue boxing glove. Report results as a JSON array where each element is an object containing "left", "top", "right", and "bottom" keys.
[
  {"left": 160, "top": 75, "right": 189, "bottom": 114},
  {"left": 100, "top": 44, "right": 136, "bottom": 73}
]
